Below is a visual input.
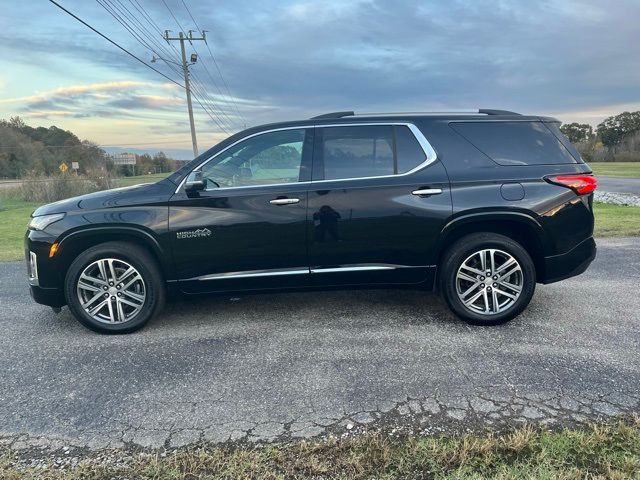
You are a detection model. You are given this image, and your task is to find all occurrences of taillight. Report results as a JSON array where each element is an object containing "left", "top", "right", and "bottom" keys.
[{"left": 545, "top": 174, "right": 597, "bottom": 195}]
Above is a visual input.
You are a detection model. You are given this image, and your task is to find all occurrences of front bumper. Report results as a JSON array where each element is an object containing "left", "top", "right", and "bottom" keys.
[
  {"left": 30, "top": 285, "right": 66, "bottom": 308},
  {"left": 542, "top": 236, "right": 596, "bottom": 284},
  {"left": 25, "top": 229, "right": 66, "bottom": 307}
]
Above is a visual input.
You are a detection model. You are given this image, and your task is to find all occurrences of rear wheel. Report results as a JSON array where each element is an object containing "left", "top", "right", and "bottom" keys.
[
  {"left": 439, "top": 233, "right": 536, "bottom": 326},
  {"left": 64, "top": 242, "right": 165, "bottom": 334}
]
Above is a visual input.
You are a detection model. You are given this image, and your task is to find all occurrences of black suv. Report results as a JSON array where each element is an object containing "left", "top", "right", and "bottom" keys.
[{"left": 26, "top": 109, "right": 597, "bottom": 333}]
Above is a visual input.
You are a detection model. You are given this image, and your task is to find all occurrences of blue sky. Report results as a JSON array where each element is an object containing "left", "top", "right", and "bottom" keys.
[{"left": 1, "top": 0, "right": 639, "bottom": 159}]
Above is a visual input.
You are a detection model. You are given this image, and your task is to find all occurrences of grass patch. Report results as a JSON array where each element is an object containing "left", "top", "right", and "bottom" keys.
[
  {"left": 590, "top": 161, "right": 640, "bottom": 178},
  {"left": 1, "top": 419, "right": 639, "bottom": 479},
  {"left": 115, "top": 172, "right": 170, "bottom": 187},
  {"left": 0, "top": 197, "right": 38, "bottom": 261},
  {"left": 594, "top": 202, "right": 640, "bottom": 237}
]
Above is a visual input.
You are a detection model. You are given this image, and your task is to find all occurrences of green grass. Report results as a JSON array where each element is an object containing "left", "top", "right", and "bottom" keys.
[
  {"left": 594, "top": 202, "right": 640, "bottom": 237},
  {"left": 115, "top": 172, "right": 170, "bottom": 187},
  {"left": 0, "top": 197, "right": 39, "bottom": 261},
  {"left": 590, "top": 161, "right": 640, "bottom": 178},
  {"left": 1, "top": 198, "right": 638, "bottom": 262},
  {"left": 1, "top": 419, "right": 639, "bottom": 479}
]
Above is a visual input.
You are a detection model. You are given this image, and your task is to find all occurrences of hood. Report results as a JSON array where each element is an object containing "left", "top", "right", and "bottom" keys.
[{"left": 32, "top": 180, "right": 175, "bottom": 217}]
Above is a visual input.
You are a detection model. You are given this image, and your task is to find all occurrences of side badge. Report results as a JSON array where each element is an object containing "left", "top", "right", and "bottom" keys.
[{"left": 176, "top": 228, "right": 212, "bottom": 239}]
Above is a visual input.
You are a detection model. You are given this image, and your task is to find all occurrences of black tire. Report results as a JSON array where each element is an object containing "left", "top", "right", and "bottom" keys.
[
  {"left": 438, "top": 233, "right": 536, "bottom": 326},
  {"left": 64, "top": 242, "right": 165, "bottom": 334}
]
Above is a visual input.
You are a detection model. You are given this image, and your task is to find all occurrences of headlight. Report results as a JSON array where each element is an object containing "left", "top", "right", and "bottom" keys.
[{"left": 28, "top": 213, "right": 65, "bottom": 231}]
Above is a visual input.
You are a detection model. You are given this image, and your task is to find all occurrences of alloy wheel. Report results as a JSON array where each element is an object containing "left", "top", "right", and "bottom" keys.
[
  {"left": 76, "top": 258, "right": 146, "bottom": 324},
  {"left": 455, "top": 248, "right": 523, "bottom": 315}
]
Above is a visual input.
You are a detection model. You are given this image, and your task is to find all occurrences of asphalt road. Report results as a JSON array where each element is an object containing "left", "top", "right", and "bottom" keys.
[
  {"left": 1, "top": 237, "right": 639, "bottom": 453},
  {"left": 598, "top": 176, "right": 640, "bottom": 194}
]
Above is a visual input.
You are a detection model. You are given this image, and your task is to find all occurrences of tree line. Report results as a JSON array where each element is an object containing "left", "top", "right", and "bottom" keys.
[
  {"left": 560, "top": 111, "right": 640, "bottom": 162},
  {"left": 3, "top": 110, "right": 638, "bottom": 178},
  {"left": 0, "top": 116, "right": 184, "bottom": 179}
]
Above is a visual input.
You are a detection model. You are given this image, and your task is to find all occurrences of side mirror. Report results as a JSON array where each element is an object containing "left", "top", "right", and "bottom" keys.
[{"left": 184, "top": 170, "right": 207, "bottom": 194}]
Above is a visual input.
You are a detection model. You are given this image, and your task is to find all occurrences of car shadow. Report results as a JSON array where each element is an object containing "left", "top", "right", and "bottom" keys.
[{"left": 150, "top": 288, "right": 458, "bottom": 332}]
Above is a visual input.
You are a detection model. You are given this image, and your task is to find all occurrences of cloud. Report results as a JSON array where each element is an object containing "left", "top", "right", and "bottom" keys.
[
  {"left": 0, "top": 80, "right": 186, "bottom": 122},
  {"left": 171, "top": 0, "right": 640, "bottom": 125},
  {"left": 1, "top": 0, "right": 639, "bottom": 147},
  {"left": 0, "top": 81, "right": 178, "bottom": 106},
  {"left": 23, "top": 111, "right": 76, "bottom": 118},
  {"left": 108, "top": 94, "right": 184, "bottom": 110}
]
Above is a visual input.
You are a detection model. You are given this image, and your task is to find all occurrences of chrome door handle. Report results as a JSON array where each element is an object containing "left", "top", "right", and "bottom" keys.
[
  {"left": 269, "top": 198, "right": 300, "bottom": 205},
  {"left": 412, "top": 188, "right": 443, "bottom": 196}
]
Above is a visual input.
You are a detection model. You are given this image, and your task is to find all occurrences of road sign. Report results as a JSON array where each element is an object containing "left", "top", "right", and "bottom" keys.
[
  {"left": 110, "top": 153, "right": 136, "bottom": 165},
  {"left": 59, "top": 162, "right": 68, "bottom": 173},
  {"left": 71, "top": 162, "right": 79, "bottom": 170}
]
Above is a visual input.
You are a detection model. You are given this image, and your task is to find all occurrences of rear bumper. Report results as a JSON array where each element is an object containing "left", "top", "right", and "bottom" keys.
[
  {"left": 30, "top": 285, "right": 66, "bottom": 308},
  {"left": 541, "top": 236, "right": 596, "bottom": 284}
]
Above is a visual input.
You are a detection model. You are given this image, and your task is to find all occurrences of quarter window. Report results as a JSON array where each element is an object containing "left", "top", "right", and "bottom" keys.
[
  {"left": 395, "top": 125, "right": 428, "bottom": 173},
  {"left": 317, "top": 125, "right": 428, "bottom": 181},
  {"left": 450, "top": 121, "right": 578, "bottom": 166},
  {"left": 200, "top": 129, "right": 306, "bottom": 188}
]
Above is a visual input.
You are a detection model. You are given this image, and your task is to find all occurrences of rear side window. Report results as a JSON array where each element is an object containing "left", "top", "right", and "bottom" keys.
[
  {"left": 317, "top": 125, "right": 427, "bottom": 180},
  {"left": 321, "top": 126, "right": 394, "bottom": 180},
  {"left": 450, "top": 121, "right": 578, "bottom": 166}
]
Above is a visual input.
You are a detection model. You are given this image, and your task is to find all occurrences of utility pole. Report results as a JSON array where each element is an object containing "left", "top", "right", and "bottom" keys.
[{"left": 163, "top": 30, "right": 207, "bottom": 157}]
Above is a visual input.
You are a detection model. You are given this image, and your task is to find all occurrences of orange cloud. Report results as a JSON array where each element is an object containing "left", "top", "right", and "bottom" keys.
[{"left": 0, "top": 81, "right": 179, "bottom": 105}]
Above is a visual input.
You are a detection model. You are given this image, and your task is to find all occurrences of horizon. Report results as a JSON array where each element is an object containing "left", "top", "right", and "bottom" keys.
[{"left": 1, "top": 0, "right": 639, "bottom": 158}]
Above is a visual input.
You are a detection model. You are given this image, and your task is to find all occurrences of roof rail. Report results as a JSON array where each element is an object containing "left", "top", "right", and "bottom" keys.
[
  {"left": 310, "top": 109, "right": 520, "bottom": 119},
  {"left": 310, "top": 111, "right": 355, "bottom": 119},
  {"left": 478, "top": 109, "right": 521, "bottom": 115}
]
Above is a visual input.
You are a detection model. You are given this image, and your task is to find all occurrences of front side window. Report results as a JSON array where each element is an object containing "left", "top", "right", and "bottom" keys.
[
  {"left": 200, "top": 129, "right": 306, "bottom": 189},
  {"left": 317, "top": 125, "right": 428, "bottom": 181}
]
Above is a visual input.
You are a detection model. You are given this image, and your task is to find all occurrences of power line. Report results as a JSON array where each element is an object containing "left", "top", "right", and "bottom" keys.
[
  {"left": 47, "top": 0, "right": 234, "bottom": 151},
  {"left": 189, "top": 81, "right": 232, "bottom": 134},
  {"left": 122, "top": 0, "right": 235, "bottom": 134},
  {"left": 161, "top": 0, "right": 239, "bottom": 131},
  {"left": 96, "top": 1, "right": 230, "bottom": 139},
  {"left": 94, "top": 0, "right": 232, "bottom": 149},
  {"left": 189, "top": 70, "right": 237, "bottom": 130},
  {"left": 47, "top": 0, "right": 185, "bottom": 89},
  {"left": 107, "top": 0, "right": 185, "bottom": 74},
  {"left": 179, "top": 0, "right": 247, "bottom": 126},
  {"left": 96, "top": 0, "right": 191, "bottom": 111},
  {"left": 189, "top": 53, "right": 238, "bottom": 129}
]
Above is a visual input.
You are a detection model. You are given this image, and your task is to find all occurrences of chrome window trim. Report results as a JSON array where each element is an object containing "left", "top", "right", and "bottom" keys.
[{"left": 174, "top": 122, "right": 438, "bottom": 193}]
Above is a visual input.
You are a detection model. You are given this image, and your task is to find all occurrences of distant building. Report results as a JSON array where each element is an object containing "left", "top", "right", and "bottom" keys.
[{"left": 110, "top": 153, "right": 136, "bottom": 165}]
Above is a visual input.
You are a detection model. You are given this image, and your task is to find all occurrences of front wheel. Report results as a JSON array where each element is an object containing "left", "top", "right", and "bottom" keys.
[
  {"left": 64, "top": 242, "right": 165, "bottom": 334},
  {"left": 439, "top": 233, "right": 536, "bottom": 326}
]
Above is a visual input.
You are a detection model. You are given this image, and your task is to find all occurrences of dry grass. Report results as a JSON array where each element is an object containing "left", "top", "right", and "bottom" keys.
[{"left": 1, "top": 418, "right": 639, "bottom": 479}]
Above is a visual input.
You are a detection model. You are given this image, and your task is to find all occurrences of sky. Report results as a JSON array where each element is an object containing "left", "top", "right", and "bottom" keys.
[{"left": 1, "top": 0, "right": 639, "bottom": 159}]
